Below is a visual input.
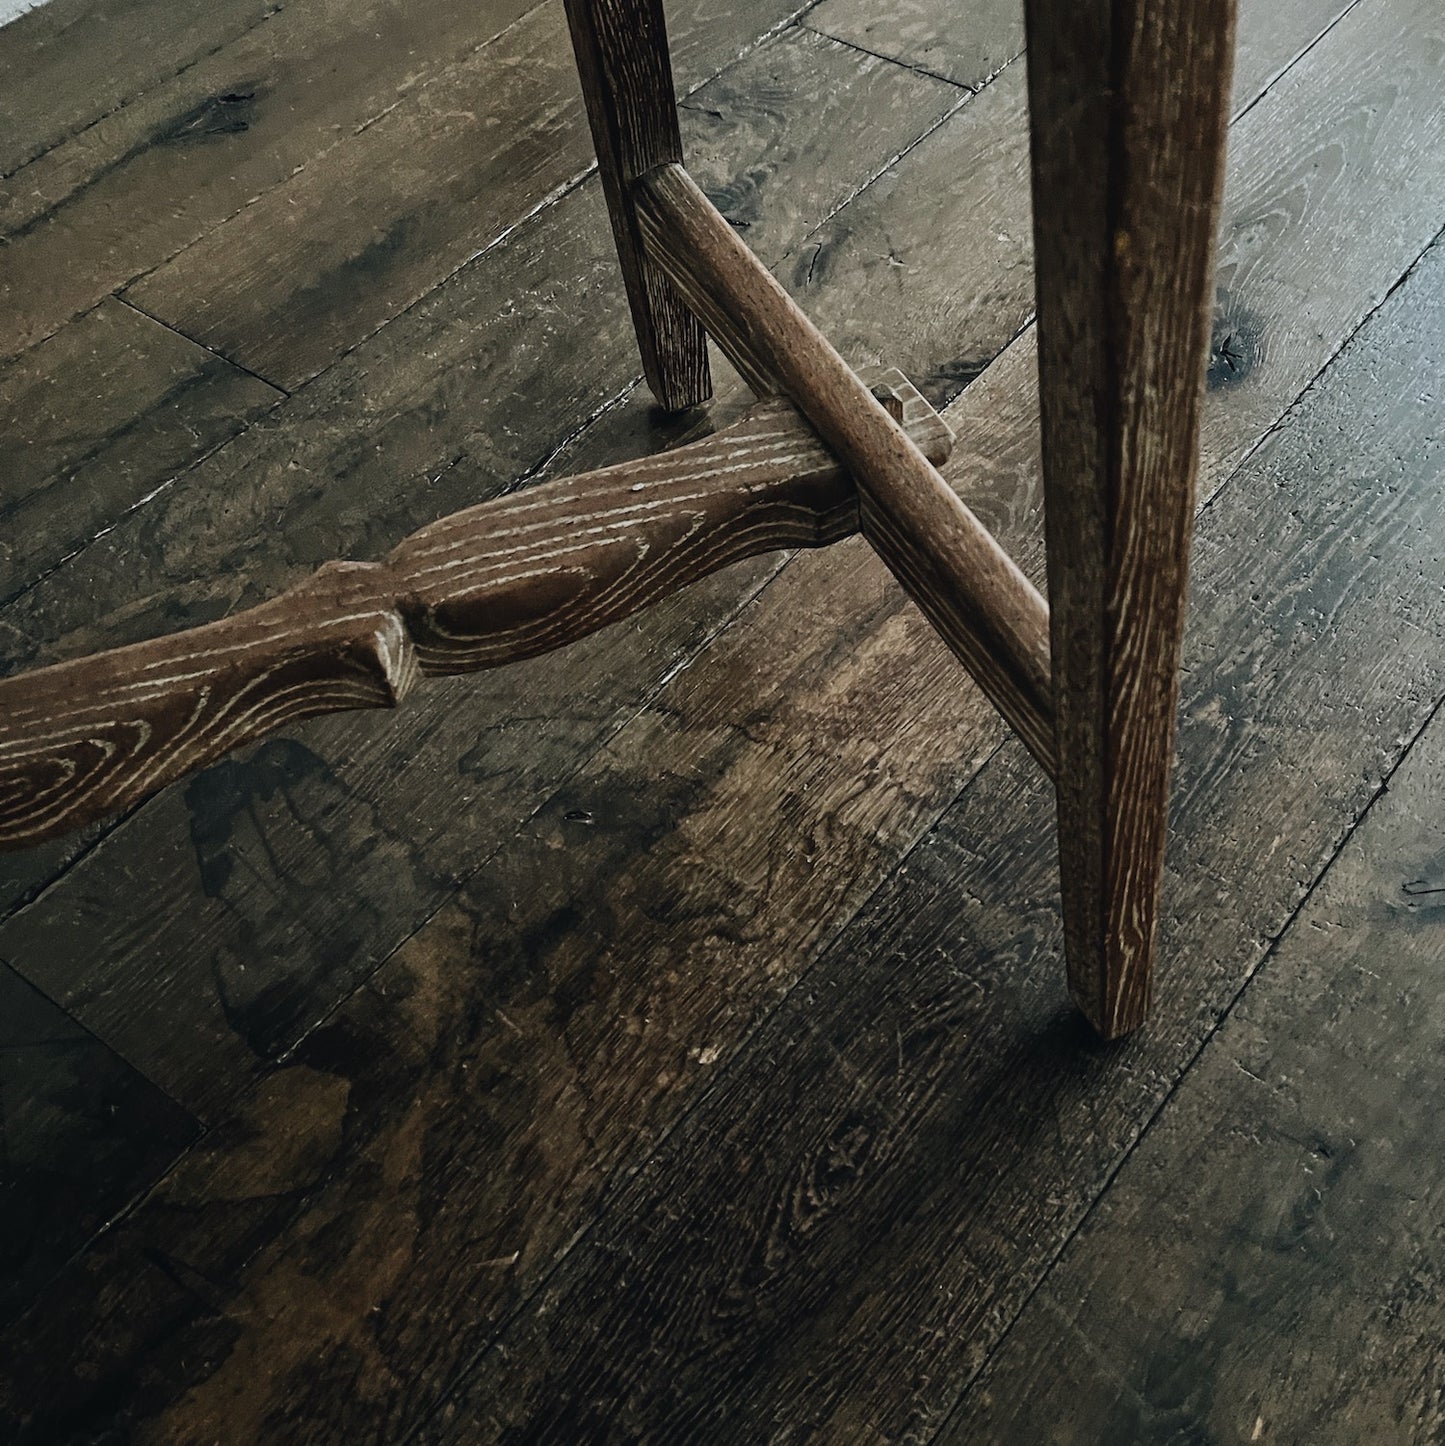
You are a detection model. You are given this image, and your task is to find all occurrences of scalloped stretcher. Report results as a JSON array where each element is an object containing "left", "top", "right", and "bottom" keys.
[{"left": 0, "top": 0, "right": 1239, "bottom": 1038}]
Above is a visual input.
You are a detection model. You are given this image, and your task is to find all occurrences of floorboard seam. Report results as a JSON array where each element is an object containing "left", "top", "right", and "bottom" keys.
[
  {"left": 1229, "top": 0, "right": 1365, "bottom": 125},
  {"left": 926, "top": 684, "right": 1445, "bottom": 1443},
  {"left": 4, "top": 8, "right": 1432, "bottom": 1418},
  {"left": 0, "top": 951, "right": 203, "bottom": 1123},
  {"left": 113, "top": 294, "right": 292, "bottom": 397},
  {"left": 1, "top": 0, "right": 822, "bottom": 370},
  {"left": 0, "top": 1, "right": 285, "bottom": 184},
  {"left": 1200, "top": 224, "right": 1445, "bottom": 522},
  {"left": 796, "top": 24, "right": 1012, "bottom": 93},
  {"left": 24, "top": 197, "right": 1436, "bottom": 1361}
]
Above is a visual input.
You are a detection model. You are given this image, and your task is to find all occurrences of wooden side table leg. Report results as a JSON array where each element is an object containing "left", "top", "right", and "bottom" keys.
[
  {"left": 565, "top": 0, "right": 711, "bottom": 412},
  {"left": 1023, "top": 0, "right": 1237, "bottom": 1037}
]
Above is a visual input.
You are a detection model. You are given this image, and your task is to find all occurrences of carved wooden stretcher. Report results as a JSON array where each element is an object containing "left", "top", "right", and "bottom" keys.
[{"left": 0, "top": 0, "right": 1238, "bottom": 1038}]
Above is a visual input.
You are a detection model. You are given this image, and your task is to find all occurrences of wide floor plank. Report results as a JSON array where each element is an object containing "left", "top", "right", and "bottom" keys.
[
  {"left": 2, "top": 0, "right": 1440, "bottom": 1439},
  {"left": 0, "top": 298, "right": 281, "bottom": 606},
  {"left": 1, "top": 4, "right": 1438, "bottom": 1432},
  {"left": 945, "top": 653, "right": 1445, "bottom": 1443},
  {"left": 124, "top": 1, "right": 870, "bottom": 389},
  {"left": 804, "top": 0, "right": 1352, "bottom": 108},
  {"left": 0, "top": 0, "right": 275, "bottom": 175},
  {"left": 0, "top": 0, "right": 537, "bottom": 360},
  {"left": 0, "top": 23, "right": 963, "bottom": 1113},
  {"left": 430, "top": 228, "right": 1445, "bottom": 1445}
]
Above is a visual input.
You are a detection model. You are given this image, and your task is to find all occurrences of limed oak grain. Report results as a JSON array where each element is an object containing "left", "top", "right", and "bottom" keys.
[
  {"left": 0, "top": 33, "right": 964, "bottom": 1104},
  {"left": 636, "top": 160, "right": 1055, "bottom": 767},
  {"left": 4, "top": 0, "right": 1432, "bottom": 1124},
  {"left": 1024, "top": 0, "right": 1237, "bottom": 1036},
  {"left": 430, "top": 229, "right": 1445, "bottom": 1446},
  {"left": 0, "top": 378, "right": 949, "bottom": 849},
  {"left": 4, "top": 20, "right": 1438, "bottom": 1428}
]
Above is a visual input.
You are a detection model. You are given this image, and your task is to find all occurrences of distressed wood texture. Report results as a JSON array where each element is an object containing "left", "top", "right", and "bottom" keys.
[
  {"left": 0, "top": 0, "right": 276, "bottom": 175},
  {"left": 0, "top": 0, "right": 814, "bottom": 370},
  {"left": 1, "top": 0, "right": 1426, "bottom": 1116},
  {"left": 0, "top": 0, "right": 531, "bottom": 360},
  {"left": 805, "top": 0, "right": 1350, "bottom": 114},
  {"left": 635, "top": 161, "right": 1056, "bottom": 769},
  {"left": 805, "top": 0, "right": 1024, "bottom": 89},
  {"left": 0, "top": 0, "right": 1438, "bottom": 1424},
  {"left": 0, "top": 376, "right": 949, "bottom": 850},
  {"left": 948, "top": 698, "right": 1445, "bottom": 1444},
  {"left": 0, "top": 32, "right": 968, "bottom": 1096},
  {"left": 0, "top": 299, "right": 282, "bottom": 607},
  {"left": 565, "top": 0, "right": 710, "bottom": 410},
  {"left": 1024, "top": 0, "right": 1238, "bottom": 1036},
  {"left": 428, "top": 230, "right": 1445, "bottom": 1446},
  {"left": 120, "top": 4, "right": 882, "bottom": 392}
]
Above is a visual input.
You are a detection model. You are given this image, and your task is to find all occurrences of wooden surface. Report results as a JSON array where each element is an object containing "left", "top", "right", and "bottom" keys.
[
  {"left": 636, "top": 161, "right": 1056, "bottom": 768},
  {"left": 806, "top": 0, "right": 1024, "bottom": 88},
  {"left": 0, "top": 378, "right": 949, "bottom": 849},
  {"left": 0, "top": 0, "right": 528, "bottom": 360},
  {"left": 565, "top": 0, "right": 710, "bottom": 410},
  {"left": 0, "top": 0, "right": 276, "bottom": 174},
  {"left": 0, "top": 22, "right": 964, "bottom": 1109},
  {"left": 0, "top": 299, "right": 281, "bottom": 606},
  {"left": 0, "top": 961, "right": 197, "bottom": 1331},
  {"left": 1, "top": 0, "right": 1442, "bottom": 1438},
  {"left": 948, "top": 671, "right": 1445, "bottom": 1443},
  {"left": 1024, "top": 0, "right": 1237, "bottom": 1037},
  {"left": 427, "top": 226, "right": 1445, "bottom": 1446}
]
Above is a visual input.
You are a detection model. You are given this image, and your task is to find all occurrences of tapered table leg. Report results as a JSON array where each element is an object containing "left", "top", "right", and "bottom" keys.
[
  {"left": 565, "top": 0, "right": 711, "bottom": 411},
  {"left": 1023, "top": 0, "right": 1237, "bottom": 1037}
]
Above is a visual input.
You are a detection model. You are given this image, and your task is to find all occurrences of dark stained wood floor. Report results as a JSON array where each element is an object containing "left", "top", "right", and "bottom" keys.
[{"left": 0, "top": 0, "right": 1441, "bottom": 1438}]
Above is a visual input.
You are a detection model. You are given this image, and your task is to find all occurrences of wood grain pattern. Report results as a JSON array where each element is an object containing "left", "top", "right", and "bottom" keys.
[
  {"left": 0, "top": 9, "right": 1438, "bottom": 1426},
  {"left": 804, "top": 0, "right": 1023, "bottom": 89},
  {"left": 777, "top": 0, "right": 1362, "bottom": 425},
  {"left": 805, "top": 0, "right": 1349, "bottom": 115},
  {"left": 0, "top": 0, "right": 536, "bottom": 361},
  {"left": 0, "top": 378, "right": 949, "bottom": 850},
  {"left": 2, "top": 0, "right": 1426, "bottom": 1113},
  {"left": 0, "top": 299, "right": 281, "bottom": 606},
  {"left": 0, "top": 35, "right": 970, "bottom": 1091},
  {"left": 948, "top": 695, "right": 1445, "bottom": 1443},
  {"left": 1024, "top": 0, "right": 1238, "bottom": 1036},
  {"left": 1, "top": 29, "right": 959, "bottom": 685},
  {"left": 635, "top": 161, "right": 1056, "bottom": 768},
  {"left": 0, "top": 0, "right": 275, "bottom": 175},
  {"left": 564, "top": 0, "right": 710, "bottom": 410},
  {"left": 121, "top": 7, "right": 899, "bottom": 392},
  {"left": 434, "top": 229, "right": 1445, "bottom": 1446}
]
